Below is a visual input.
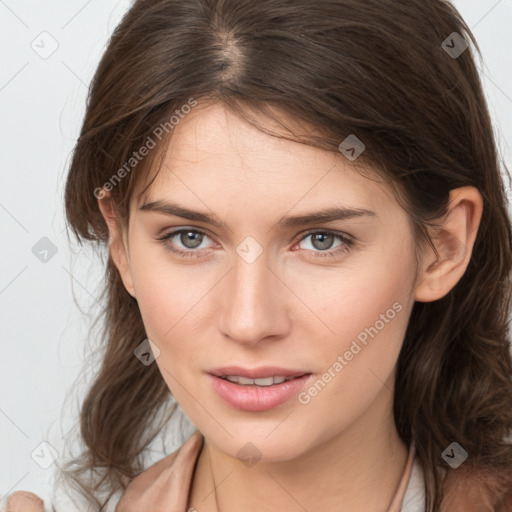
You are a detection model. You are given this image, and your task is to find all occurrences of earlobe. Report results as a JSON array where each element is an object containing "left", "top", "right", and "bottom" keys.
[
  {"left": 414, "top": 186, "right": 483, "bottom": 303},
  {"left": 97, "top": 191, "right": 137, "bottom": 298}
]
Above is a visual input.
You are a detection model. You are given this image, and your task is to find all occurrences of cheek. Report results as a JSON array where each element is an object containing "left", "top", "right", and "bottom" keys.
[
  {"left": 290, "top": 241, "right": 415, "bottom": 399},
  {"left": 290, "top": 250, "right": 414, "bottom": 351},
  {"left": 130, "top": 257, "right": 205, "bottom": 393},
  {"left": 300, "top": 279, "right": 409, "bottom": 388},
  {"left": 128, "top": 248, "right": 186, "bottom": 340},
  {"left": 129, "top": 247, "right": 220, "bottom": 350},
  {"left": 294, "top": 277, "right": 410, "bottom": 429}
]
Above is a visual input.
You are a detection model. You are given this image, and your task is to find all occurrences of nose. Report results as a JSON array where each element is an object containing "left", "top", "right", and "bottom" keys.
[{"left": 217, "top": 249, "right": 291, "bottom": 346}]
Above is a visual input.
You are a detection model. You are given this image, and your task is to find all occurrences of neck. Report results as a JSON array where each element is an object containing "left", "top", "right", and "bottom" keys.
[{"left": 188, "top": 386, "right": 408, "bottom": 512}]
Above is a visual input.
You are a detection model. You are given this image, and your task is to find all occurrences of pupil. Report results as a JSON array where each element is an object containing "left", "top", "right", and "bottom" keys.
[
  {"left": 313, "top": 233, "right": 333, "bottom": 250},
  {"left": 182, "top": 231, "right": 202, "bottom": 249}
]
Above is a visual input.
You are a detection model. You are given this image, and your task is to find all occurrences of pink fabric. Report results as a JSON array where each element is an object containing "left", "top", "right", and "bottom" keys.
[{"left": 387, "top": 443, "right": 416, "bottom": 511}]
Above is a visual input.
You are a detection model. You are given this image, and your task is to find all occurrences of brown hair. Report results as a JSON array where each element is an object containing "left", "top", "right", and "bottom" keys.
[{"left": 57, "top": 0, "right": 512, "bottom": 510}]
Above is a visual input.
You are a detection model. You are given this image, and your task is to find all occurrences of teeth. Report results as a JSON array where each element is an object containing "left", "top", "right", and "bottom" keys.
[{"left": 223, "top": 375, "right": 293, "bottom": 386}]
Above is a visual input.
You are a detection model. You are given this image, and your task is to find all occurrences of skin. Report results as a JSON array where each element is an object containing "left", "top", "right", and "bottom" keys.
[{"left": 5, "top": 102, "right": 484, "bottom": 511}]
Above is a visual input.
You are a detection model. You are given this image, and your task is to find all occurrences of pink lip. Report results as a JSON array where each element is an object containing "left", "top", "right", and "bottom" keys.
[
  {"left": 209, "top": 365, "right": 309, "bottom": 379},
  {"left": 208, "top": 370, "right": 313, "bottom": 412}
]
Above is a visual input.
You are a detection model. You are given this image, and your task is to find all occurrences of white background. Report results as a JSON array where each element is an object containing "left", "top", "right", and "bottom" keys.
[{"left": 1, "top": 0, "right": 511, "bottom": 508}]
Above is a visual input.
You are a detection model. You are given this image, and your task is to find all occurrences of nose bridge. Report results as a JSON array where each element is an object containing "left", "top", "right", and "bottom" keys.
[{"left": 218, "top": 242, "right": 287, "bottom": 344}]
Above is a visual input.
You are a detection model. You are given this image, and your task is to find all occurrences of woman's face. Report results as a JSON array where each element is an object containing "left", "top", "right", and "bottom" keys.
[{"left": 120, "top": 102, "right": 423, "bottom": 461}]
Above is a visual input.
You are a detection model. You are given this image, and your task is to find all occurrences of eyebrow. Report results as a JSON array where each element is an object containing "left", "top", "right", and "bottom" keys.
[{"left": 139, "top": 200, "right": 377, "bottom": 229}]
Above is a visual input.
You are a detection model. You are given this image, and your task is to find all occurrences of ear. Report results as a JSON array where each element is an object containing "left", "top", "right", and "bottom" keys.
[
  {"left": 97, "top": 190, "right": 136, "bottom": 298},
  {"left": 414, "top": 186, "right": 483, "bottom": 302}
]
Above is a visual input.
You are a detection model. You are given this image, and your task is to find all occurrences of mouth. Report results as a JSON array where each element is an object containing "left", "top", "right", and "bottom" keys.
[
  {"left": 209, "top": 365, "right": 310, "bottom": 380},
  {"left": 217, "top": 374, "right": 306, "bottom": 386},
  {"left": 207, "top": 368, "right": 314, "bottom": 412}
]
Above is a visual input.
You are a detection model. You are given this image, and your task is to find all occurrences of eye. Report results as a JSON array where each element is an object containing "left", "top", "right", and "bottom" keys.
[
  {"left": 293, "top": 230, "right": 353, "bottom": 258},
  {"left": 157, "top": 228, "right": 354, "bottom": 259},
  {"left": 157, "top": 228, "right": 213, "bottom": 258}
]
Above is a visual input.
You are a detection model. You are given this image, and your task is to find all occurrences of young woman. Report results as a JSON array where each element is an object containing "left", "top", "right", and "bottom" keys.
[{"left": 5, "top": 0, "right": 512, "bottom": 510}]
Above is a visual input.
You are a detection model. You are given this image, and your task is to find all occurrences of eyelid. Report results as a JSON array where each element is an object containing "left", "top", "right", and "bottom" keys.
[
  {"left": 294, "top": 228, "right": 354, "bottom": 244},
  {"left": 157, "top": 226, "right": 354, "bottom": 243},
  {"left": 157, "top": 227, "right": 214, "bottom": 247},
  {"left": 157, "top": 226, "right": 354, "bottom": 259}
]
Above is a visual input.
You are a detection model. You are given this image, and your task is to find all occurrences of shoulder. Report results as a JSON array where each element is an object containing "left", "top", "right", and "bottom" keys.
[
  {"left": 116, "top": 430, "right": 203, "bottom": 512},
  {"left": 440, "top": 462, "right": 512, "bottom": 512},
  {"left": 3, "top": 491, "right": 45, "bottom": 512}
]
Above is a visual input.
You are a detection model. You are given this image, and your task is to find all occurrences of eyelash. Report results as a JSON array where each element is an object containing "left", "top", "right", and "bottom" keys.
[{"left": 156, "top": 228, "right": 354, "bottom": 259}]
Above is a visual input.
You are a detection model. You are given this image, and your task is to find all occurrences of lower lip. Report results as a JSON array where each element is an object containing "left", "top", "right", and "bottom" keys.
[{"left": 208, "top": 373, "right": 313, "bottom": 412}]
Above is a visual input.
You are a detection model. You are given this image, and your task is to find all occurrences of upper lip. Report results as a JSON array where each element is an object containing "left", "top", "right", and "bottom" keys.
[{"left": 208, "top": 366, "right": 311, "bottom": 379}]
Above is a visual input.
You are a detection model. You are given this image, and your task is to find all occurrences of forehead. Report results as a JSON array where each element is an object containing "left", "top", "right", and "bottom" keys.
[{"left": 133, "top": 102, "right": 396, "bottom": 219}]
